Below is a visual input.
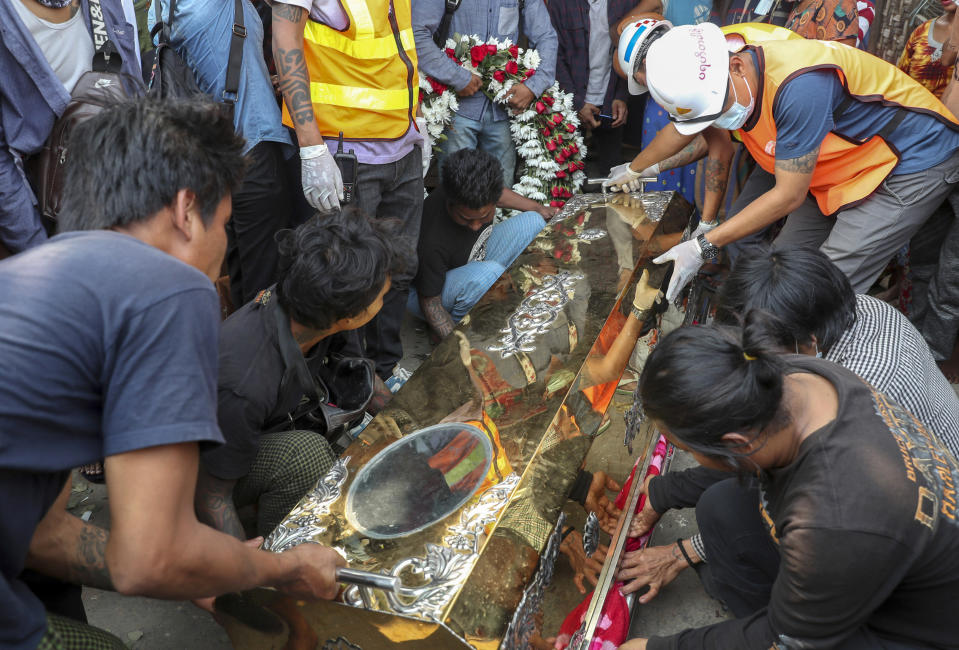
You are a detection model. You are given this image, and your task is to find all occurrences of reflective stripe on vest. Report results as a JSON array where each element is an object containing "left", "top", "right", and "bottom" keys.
[
  {"left": 736, "top": 39, "right": 959, "bottom": 215},
  {"left": 283, "top": 0, "right": 417, "bottom": 141}
]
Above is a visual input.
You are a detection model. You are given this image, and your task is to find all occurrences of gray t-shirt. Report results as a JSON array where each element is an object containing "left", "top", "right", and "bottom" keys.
[{"left": 11, "top": 0, "right": 94, "bottom": 92}]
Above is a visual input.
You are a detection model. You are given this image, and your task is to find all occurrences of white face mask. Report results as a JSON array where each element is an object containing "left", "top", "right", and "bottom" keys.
[{"left": 713, "top": 75, "right": 754, "bottom": 131}]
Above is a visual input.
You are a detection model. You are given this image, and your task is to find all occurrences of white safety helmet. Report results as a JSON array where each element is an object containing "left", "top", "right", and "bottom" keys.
[
  {"left": 617, "top": 17, "right": 673, "bottom": 95},
  {"left": 645, "top": 23, "right": 731, "bottom": 135}
]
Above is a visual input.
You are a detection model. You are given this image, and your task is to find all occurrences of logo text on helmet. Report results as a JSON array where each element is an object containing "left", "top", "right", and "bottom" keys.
[{"left": 691, "top": 27, "right": 710, "bottom": 80}]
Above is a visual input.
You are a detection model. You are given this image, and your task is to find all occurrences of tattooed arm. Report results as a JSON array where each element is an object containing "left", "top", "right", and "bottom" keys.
[
  {"left": 272, "top": 3, "right": 323, "bottom": 147},
  {"left": 703, "top": 146, "right": 819, "bottom": 248},
  {"left": 698, "top": 127, "right": 736, "bottom": 224},
  {"left": 656, "top": 136, "right": 708, "bottom": 173},
  {"left": 26, "top": 478, "right": 113, "bottom": 590},
  {"left": 194, "top": 469, "right": 245, "bottom": 540},
  {"left": 420, "top": 294, "right": 455, "bottom": 340}
]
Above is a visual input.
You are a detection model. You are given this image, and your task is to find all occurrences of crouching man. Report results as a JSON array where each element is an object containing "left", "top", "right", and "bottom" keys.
[
  {"left": 409, "top": 148, "right": 552, "bottom": 340},
  {"left": 0, "top": 98, "right": 344, "bottom": 650},
  {"left": 197, "top": 211, "right": 403, "bottom": 539}
]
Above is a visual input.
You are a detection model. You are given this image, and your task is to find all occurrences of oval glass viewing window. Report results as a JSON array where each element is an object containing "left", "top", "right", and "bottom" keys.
[{"left": 345, "top": 422, "right": 494, "bottom": 539}]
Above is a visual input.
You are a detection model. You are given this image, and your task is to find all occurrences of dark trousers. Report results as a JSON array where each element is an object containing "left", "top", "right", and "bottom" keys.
[
  {"left": 696, "top": 479, "right": 937, "bottom": 650},
  {"left": 353, "top": 147, "right": 424, "bottom": 378},
  {"left": 695, "top": 478, "right": 779, "bottom": 618},
  {"left": 589, "top": 125, "right": 624, "bottom": 179},
  {"left": 227, "top": 141, "right": 293, "bottom": 308}
]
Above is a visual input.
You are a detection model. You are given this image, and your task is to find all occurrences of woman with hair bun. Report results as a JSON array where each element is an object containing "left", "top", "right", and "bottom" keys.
[{"left": 621, "top": 318, "right": 959, "bottom": 650}]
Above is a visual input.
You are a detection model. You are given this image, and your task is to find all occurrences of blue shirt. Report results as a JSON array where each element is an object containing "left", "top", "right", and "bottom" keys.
[
  {"left": 412, "top": 0, "right": 559, "bottom": 122},
  {"left": 151, "top": 0, "right": 292, "bottom": 154},
  {"left": 0, "top": 231, "right": 224, "bottom": 649},
  {"left": 0, "top": 0, "right": 141, "bottom": 253},
  {"left": 770, "top": 68, "right": 959, "bottom": 174}
]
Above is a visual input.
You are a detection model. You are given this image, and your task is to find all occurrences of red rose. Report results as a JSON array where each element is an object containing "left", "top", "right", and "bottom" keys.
[
  {"left": 487, "top": 44, "right": 498, "bottom": 54},
  {"left": 566, "top": 123, "right": 576, "bottom": 133},
  {"left": 551, "top": 186, "right": 561, "bottom": 198},
  {"left": 562, "top": 250, "right": 572, "bottom": 262},
  {"left": 505, "top": 60, "right": 519, "bottom": 75},
  {"left": 577, "top": 160, "right": 586, "bottom": 170},
  {"left": 509, "top": 45, "right": 519, "bottom": 58},
  {"left": 470, "top": 45, "right": 488, "bottom": 66},
  {"left": 550, "top": 200, "right": 563, "bottom": 207},
  {"left": 525, "top": 68, "right": 536, "bottom": 79},
  {"left": 541, "top": 128, "right": 551, "bottom": 137},
  {"left": 552, "top": 114, "right": 563, "bottom": 125},
  {"left": 570, "top": 144, "right": 579, "bottom": 154},
  {"left": 556, "top": 170, "right": 567, "bottom": 178},
  {"left": 563, "top": 189, "right": 573, "bottom": 198},
  {"left": 428, "top": 78, "right": 448, "bottom": 94},
  {"left": 567, "top": 161, "right": 577, "bottom": 172},
  {"left": 535, "top": 101, "right": 546, "bottom": 114},
  {"left": 445, "top": 48, "right": 456, "bottom": 59},
  {"left": 556, "top": 153, "right": 567, "bottom": 164},
  {"left": 543, "top": 96, "right": 554, "bottom": 106},
  {"left": 546, "top": 140, "right": 557, "bottom": 152},
  {"left": 493, "top": 70, "right": 507, "bottom": 82}
]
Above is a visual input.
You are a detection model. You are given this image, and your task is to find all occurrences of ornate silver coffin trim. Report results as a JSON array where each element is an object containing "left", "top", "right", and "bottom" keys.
[
  {"left": 578, "top": 228, "right": 607, "bottom": 242},
  {"left": 490, "top": 271, "right": 584, "bottom": 358},
  {"left": 502, "top": 511, "right": 568, "bottom": 650},
  {"left": 344, "top": 473, "right": 520, "bottom": 621},
  {"left": 263, "top": 456, "right": 351, "bottom": 552}
]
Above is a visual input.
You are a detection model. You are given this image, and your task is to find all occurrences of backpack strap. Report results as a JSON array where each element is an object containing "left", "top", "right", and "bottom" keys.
[
  {"left": 87, "top": 0, "right": 123, "bottom": 71},
  {"left": 221, "top": 0, "right": 247, "bottom": 120},
  {"left": 433, "top": 0, "right": 462, "bottom": 47}
]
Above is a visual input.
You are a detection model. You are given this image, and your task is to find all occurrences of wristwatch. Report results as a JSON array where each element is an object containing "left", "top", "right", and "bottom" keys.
[{"left": 697, "top": 233, "right": 720, "bottom": 261}]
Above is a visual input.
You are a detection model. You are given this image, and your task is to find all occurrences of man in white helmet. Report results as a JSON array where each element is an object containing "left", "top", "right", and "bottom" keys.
[
  {"left": 614, "top": 22, "right": 959, "bottom": 303},
  {"left": 609, "top": 17, "right": 740, "bottom": 251}
]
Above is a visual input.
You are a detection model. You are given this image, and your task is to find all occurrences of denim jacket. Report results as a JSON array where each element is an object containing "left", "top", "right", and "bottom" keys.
[
  {"left": 412, "top": 0, "right": 558, "bottom": 122},
  {"left": 151, "top": 0, "right": 292, "bottom": 155},
  {"left": 0, "top": 0, "right": 140, "bottom": 252}
]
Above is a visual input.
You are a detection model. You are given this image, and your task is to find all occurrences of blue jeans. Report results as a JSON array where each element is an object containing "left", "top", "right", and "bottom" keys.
[
  {"left": 437, "top": 110, "right": 516, "bottom": 187},
  {"left": 408, "top": 210, "right": 545, "bottom": 321}
]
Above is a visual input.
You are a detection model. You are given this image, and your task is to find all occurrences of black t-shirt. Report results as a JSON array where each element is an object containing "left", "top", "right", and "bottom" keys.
[
  {"left": 414, "top": 188, "right": 491, "bottom": 298},
  {"left": 652, "top": 356, "right": 959, "bottom": 650},
  {"left": 205, "top": 287, "right": 361, "bottom": 480}
]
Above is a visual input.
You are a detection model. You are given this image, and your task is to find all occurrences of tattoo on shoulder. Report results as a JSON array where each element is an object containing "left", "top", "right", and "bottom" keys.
[
  {"left": 776, "top": 150, "right": 818, "bottom": 174},
  {"left": 273, "top": 3, "right": 305, "bottom": 23}
]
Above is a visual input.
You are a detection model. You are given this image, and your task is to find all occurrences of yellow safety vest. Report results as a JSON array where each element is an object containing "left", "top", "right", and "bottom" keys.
[
  {"left": 721, "top": 22, "right": 800, "bottom": 47},
  {"left": 284, "top": 0, "right": 418, "bottom": 142},
  {"left": 736, "top": 39, "right": 959, "bottom": 215}
]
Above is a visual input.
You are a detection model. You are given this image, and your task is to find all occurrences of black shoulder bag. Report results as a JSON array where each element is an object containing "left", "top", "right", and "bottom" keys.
[
  {"left": 150, "top": 0, "right": 246, "bottom": 121},
  {"left": 27, "top": 0, "right": 144, "bottom": 232}
]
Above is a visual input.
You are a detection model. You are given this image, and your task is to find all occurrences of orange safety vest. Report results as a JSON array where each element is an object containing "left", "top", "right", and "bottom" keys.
[
  {"left": 283, "top": 0, "right": 418, "bottom": 142},
  {"left": 733, "top": 38, "right": 959, "bottom": 215}
]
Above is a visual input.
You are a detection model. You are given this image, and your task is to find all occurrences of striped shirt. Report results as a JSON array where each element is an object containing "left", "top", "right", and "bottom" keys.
[{"left": 826, "top": 294, "right": 959, "bottom": 458}]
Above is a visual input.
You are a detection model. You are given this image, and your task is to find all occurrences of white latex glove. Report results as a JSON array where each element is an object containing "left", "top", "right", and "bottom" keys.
[
  {"left": 604, "top": 162, "right": 641, "bottom": 193},
  {"left": 604, "top": 162, "right": 660, "bottom": 193},
  {"left": 653, "top": 238, "right": 704, "bottom": 303},
  {"left": 300, "top": 144, "right": 343, "bottom": 213},
  {"left": 416, "top": 117, "right": 432, "bottom": 178},
  {"left": 689, "top": 218, "right": 718, "bottom": 241}
]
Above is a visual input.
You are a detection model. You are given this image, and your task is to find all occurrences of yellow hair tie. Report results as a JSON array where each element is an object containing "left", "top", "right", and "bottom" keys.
[{"left": 743, "top": 352, "right": 757, "bottom": 361}]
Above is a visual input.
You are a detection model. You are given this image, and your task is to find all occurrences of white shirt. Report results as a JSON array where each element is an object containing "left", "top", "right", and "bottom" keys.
[{"left": 11, "top": 0, "right": 94, "bottom": 93}]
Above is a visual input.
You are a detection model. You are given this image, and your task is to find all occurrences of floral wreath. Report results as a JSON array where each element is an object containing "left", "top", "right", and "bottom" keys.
[{"left": 419, "top": 35, "right": 587, "bottom": 209}]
